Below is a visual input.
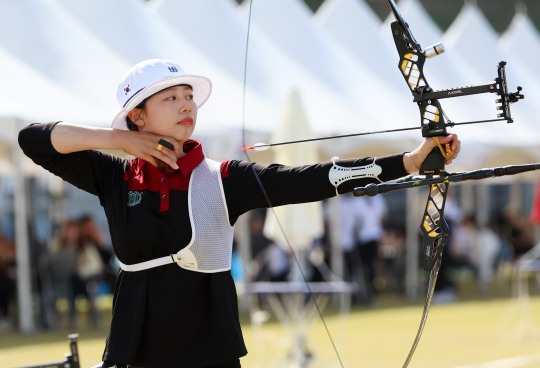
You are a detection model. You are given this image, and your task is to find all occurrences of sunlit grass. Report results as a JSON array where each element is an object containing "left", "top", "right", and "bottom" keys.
[{"left": 1, "top": 290, "right": 539, "bottom": 367}]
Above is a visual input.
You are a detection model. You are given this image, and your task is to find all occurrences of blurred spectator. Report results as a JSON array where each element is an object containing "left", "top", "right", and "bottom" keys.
[
  {"left": 47, "top": 219, "right": 79, "bottom": 329},
  {"left": 499, "top": 206, "right": 535, "bottom": 259},
  {"left": 531, "top": 181, "right": 540, "bottom": 224},
  {"left": 74, "top": 214, "right": 108, "bottom": 328},
  {"left": 332, "top": 193, "right": 368, "bottom": 303},
  {"left": 433, "top": 192, "right": 462, "bottom": 304},
  {"left": 306, "top": 210, "right": 332, "bottom": 283},
  {"left": 336, "top": 193, "right": 362, "bottom": 282},
  {"left": 265, "top": 244, "right": 290, "bottom": 282},
  {"left": 530, "top": 180, "right": 540, "bottom": 242},
  {"left": 0, "top": 230, "right": 15, "bottom": 331},
  {"left": 249, "top": 212, "right": 273, "bottom": 281},
  {"left": 378, "top": 224, "right": 406, "bottom": 295},
  {"left": 355, "top": 195, "right": 387, "bottom": 304},
  {"left": 79, "top": 214, "right": 116, "bottom": 293},
  {"left": 452, "top": 216, "right": 500, "bottom": 296},
  {"left": 471, "top": 223, "right": 500, "bottom": 295},
  {"left": 249, "top": 213, "right": 290, "bottom": 282}
]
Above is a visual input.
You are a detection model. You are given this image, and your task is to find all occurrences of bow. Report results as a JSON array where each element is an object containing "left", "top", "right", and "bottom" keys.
[
  {"left": 352, "top": 1, "right": 529, "bottom": 367},
  {"left": 241, "top": 0, "right": 533, "bottom": 367}
]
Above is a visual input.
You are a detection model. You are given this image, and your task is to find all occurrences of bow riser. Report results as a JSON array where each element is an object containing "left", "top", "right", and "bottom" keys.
[
  {"left": 390, "top": 17, "right": 450, "bottom": 274},
  {"left": 421, "top": 183, "right": 449, "bottom": 271},
  {"left": 391, "top": 21, "right": 448, "bottom": 140}
]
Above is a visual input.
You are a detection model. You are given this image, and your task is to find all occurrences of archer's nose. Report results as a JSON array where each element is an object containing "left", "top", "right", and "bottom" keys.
[{"left": 180, "top": 104, "right": 192, "bottom": 113}]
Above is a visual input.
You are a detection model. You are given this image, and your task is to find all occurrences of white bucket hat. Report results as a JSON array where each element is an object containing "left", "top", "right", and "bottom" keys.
[{"left": 111, "top": 58, "right": 212, "bottom": 130}]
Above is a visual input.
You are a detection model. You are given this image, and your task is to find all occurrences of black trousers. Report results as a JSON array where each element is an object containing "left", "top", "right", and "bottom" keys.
[{"left": 103, "top": 358, "right": 241, "bottom": 368}]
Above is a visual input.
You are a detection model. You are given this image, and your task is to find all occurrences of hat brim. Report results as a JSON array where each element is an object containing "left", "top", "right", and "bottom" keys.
[{"left": 111, "top": 74, "right": 212, "bottom": 130}]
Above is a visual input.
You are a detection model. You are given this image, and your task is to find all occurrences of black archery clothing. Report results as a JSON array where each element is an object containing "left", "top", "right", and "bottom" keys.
[{"left": 18, "top": 122, "right": 408, "bottom": 367}]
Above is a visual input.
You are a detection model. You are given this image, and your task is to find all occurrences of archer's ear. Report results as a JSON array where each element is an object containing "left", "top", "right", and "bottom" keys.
[{"left": 127, "top": 108, "right": 145, "bottom": 127}]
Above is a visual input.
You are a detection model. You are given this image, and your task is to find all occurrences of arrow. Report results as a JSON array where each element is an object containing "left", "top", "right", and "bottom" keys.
[{"left": 241, "top": 118, "right": 510, "bottom": 151}]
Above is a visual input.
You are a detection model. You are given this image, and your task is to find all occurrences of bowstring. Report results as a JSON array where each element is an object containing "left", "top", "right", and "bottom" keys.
[{"left": 240, "top": 1, "right": 345, "bottom": 367}]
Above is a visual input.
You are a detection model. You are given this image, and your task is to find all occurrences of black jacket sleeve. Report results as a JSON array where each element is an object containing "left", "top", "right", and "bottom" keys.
[
  {"left": 18, "top": 122, "right": 124, "bottom": 201},
  {"left": 222, "top": 153, "right": 407, "bottom": 221}
]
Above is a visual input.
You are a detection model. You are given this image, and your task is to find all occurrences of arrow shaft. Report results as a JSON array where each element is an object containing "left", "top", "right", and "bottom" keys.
[
  {"left": 243, "top": 118, "right": 510, "bottom": 151},
  {"left": 269, "top": 126, "right": 421, "bottom": 147}
]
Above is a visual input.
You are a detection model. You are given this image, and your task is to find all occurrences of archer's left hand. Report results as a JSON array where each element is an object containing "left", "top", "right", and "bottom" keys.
[{"left": 404, "top": 134, "right": 461, "bottom": 173}]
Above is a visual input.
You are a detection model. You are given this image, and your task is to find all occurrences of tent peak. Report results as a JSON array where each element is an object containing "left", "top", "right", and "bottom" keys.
[{"left": 515, "top": 2, "right": 528, "bottom": 16}]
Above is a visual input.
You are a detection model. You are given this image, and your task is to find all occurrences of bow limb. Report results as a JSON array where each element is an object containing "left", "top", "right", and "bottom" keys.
[
  {"left": 241, "top": 2, "right": 345, "bottom": 367},
  {"left": 402, "top": 253, "right": 442, "bottom": 367}
]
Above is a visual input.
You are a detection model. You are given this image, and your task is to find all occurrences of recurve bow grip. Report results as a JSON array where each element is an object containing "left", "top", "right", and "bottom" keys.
[{"left": 419, "top": 147, "right": 446, "bottom": 175}]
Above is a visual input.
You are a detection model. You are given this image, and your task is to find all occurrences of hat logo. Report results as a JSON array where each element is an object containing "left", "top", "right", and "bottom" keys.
[
  {"left": 168, "top": 66, "right": 178, "bottom": 73},
  {"left": 124, "top": 84, "right": 131, "bottom": 95}
]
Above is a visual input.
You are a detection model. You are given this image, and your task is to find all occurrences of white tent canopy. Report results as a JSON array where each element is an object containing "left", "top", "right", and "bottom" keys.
[
  {"left": 313, "top": 0, "right": 424, "bottom": 150},
  {"left": 444, "top": 2, "right": 530, "bottom": 85},
  {"left": 241, "top": 0, "right": 418, "bottom": 130},
  {"left": 0, "top": 45, "right": 111, "bottom": 174},
  {"left": 443, "top": 2, "right": 540, "bottom": 134},
  {"left": 314, "top": 0, "right": 405, "bottom": 93},
  {"left": 151, "top": 0, "right": 361, "bottom": 138},
  {"left": 372, "top": 0, "right": 540, "bottom": 151},
  {"left": 500, "top": 10, "right": 540, "bottom": 78},
  {"left": 380, "top": 0, "right": 498, "bottom": 127},
  {"left": 0, "top": 0, "right": 130, "bottom": 118},
  {"left": 0, "top": 48, "right": 110, "bottom": 128},
  {"left": 150, "top": 0, "right": 271, "bottom": 96},
  {"left": 0, "top": 0, "right": 535, "bottom": 152},
  {"left": 56, "top": 0, "right": 276, "bottom": 137},
  {"left": 382, "top": 0, "right": 482, "bottom": 85},
  {"left": 148, "top": 0, "right": 403, "bottom": 162}
]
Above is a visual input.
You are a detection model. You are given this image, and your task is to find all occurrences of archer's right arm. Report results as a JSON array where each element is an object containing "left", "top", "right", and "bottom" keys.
[
  {"left": 18, "top": 122, "right": 127, "bottom": 196},
  {"left": 20, "top": 121, "right": 180, "bottom": 169},
  {"left": 19, "top": 122, "right": 182, "bottom": 194}
]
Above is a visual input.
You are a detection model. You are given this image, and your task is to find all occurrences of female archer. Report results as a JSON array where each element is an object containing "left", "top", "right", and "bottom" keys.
[{"left": 18, "top": 58, "right": 460, "bottom": 368}]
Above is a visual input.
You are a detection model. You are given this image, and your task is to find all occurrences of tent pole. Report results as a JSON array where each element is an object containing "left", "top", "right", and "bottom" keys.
[{"left": 12, "top": 118, "right": 34, "bottom": 333}]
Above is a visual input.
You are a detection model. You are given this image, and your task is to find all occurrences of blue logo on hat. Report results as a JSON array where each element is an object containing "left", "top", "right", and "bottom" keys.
[{"left": 168, "top": 66, "right": 178, "bottom": 73}]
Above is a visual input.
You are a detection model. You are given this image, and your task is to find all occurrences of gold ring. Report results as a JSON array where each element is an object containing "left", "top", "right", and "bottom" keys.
[{"left": 157, "top": 144, "right": 163, "bottom": 152}]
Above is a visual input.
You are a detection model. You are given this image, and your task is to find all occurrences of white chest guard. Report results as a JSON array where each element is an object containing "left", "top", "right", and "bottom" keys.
[
  {"left": 118, "top": 158, "right": 234, "bottom": 273},
  {"left": 176, "top": 158, "right": 234, "bottom": 272}
]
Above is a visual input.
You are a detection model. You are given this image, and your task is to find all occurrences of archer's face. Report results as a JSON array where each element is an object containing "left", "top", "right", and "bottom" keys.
[{"left": 137, "top": 85, "right": 198, "bottom": 143}]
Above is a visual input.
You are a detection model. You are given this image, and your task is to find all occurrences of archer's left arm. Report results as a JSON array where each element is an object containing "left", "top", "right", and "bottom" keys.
[
  {"left": 222, "top": 134, "right": 460, "bottom": 222},
  {"left": 222, "top": 153, "right": 407, "bottom": 220}
]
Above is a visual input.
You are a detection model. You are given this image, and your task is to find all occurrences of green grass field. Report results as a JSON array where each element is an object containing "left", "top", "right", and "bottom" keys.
[{"left": 1, "top": 293, "right": 539, "bottom": 368}]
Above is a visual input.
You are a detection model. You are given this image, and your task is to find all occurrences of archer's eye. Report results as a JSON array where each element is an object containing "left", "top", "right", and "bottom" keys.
[
  {"left": 166, "top": 96, "right": 176, "bottom": 101},
  {"left": 186, "top": 94, "right": 194, "bottom": 100}
]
